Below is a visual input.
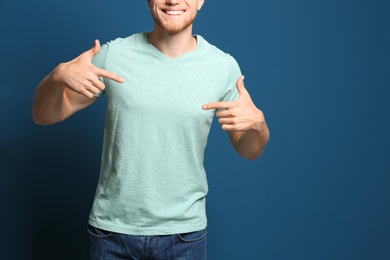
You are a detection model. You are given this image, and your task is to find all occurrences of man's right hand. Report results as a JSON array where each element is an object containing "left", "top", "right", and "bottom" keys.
[{"left": 54, "top": 39, "right": 125, "bottom": 98}]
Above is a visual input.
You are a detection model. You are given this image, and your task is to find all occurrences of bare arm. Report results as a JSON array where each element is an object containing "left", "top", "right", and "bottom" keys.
[
  {"left": 32, "top": 70, "right": 97, "bottom": 125},
  {"left": 227, "top": 115, "right": 269, "bottom": 160},
  {"left": 202, "top": 76, "right": 270, "bottom": 160},
  {"left": 32, "top": 40, "right": 124, "bottom": 125}
]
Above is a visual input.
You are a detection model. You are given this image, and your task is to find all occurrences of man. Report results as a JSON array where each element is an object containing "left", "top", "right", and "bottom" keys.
[{"left": 32, "top": 0, "right": 269, "bottom": 259}]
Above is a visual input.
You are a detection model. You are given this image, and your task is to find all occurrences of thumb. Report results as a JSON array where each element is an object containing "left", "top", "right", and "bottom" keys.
[
  {"left": 85, "top": 39, "right": 101, "bottom": 60},
  {"left": 236, "top": 75, "right": 248, "bottom": 96}
]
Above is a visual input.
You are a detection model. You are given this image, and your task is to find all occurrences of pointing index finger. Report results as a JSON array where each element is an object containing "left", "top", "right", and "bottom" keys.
[
  {"left": 96, "top": 67, "right": 125, "bottom": 83},
  {"left": 202, "top": 101, "right": 234, "bottom": 110}
]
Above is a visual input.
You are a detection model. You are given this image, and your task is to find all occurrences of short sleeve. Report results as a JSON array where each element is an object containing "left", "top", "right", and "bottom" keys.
[
  {"left": 92, "top": 43, "right": 109, "bottom": 97},
  {"left": 220, "top": 55, "right": 242, "bottom": 102}
]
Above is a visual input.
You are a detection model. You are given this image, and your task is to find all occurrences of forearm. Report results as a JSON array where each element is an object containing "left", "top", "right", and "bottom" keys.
[
  {"left": 230, "top": 121, "right": 270, "bottom": 160},
  {"left": 32, "top": 70, "right": 69, "bottom": 125}
]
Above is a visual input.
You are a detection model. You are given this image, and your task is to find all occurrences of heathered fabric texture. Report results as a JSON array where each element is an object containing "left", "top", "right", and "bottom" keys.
[{"left": 89, "top": 33, "right": 241, "bottom": 235}]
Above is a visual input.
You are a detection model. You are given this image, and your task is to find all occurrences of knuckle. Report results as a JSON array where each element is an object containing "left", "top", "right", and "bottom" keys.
[
  {"left": 56, "top": 62, "right": 66, "bottom": 71},
  {"left": 79, "top": 83, "right": 90, "bottom": 92},
  {"left": 79, "top": 78, "right": 89, "bottom": 87},
  {"left": 85, "top": 71, "right": 96, "bottom": 81},
  {"left": 77, "top": 87, "right": 87, "bottom": 94},
  {"left": 54, "top": 62, "right": 68, "bottom": 76},
  {"left": 91, "top": 65, "right": 99, "bottom": 73},
  {"left": 229, "top": 110, "right": 237, "bottom": 117},
  {"left": 229, "top": 119, "right": 236, "bottom": 125}
]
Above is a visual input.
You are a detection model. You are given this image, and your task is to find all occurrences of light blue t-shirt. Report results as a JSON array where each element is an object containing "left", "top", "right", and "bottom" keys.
[{"left": 89, "top": 32, "right": 241, "bottom": 235}]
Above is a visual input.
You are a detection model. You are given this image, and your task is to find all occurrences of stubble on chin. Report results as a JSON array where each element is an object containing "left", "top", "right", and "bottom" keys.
[{"left": 151, "top": 12, "right": 198, "bottom": 34}]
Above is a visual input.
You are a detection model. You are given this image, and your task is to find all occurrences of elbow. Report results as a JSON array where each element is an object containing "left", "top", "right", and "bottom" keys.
[
  {"left": 246, "top": 154, "right": 261, "bottom": 161},
  {"left": 33, "top": 118, "right": 49, "bottom": 126},
  {"left": 237, "top": 135, "right": 269, "bottom": 161},
  {"left": 32, "top": 107, "right": 59, "bottom": 125},
  {"left": 243, "top": 155, "right": 258, "bottom": 161},
  {"left": 32, "top": 111, "right": 49, "bottom": 125},
  {"left": 32, "top": 116, "right": 60, "bottom": 126},
  {"left": 239, "top": 148, "right": 263, "bottom": 161},
  {"left": 32, "top": 107, "right": 43, "bottom": 125}
]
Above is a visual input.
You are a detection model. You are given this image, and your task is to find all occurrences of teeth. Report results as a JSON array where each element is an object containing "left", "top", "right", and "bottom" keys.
[{"left": 166, "top": 10, "right": 183, "bottom": 15}]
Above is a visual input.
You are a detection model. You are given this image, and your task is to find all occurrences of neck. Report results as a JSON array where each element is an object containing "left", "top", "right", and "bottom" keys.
[{"left": 148, "top": 25, "right": 197, "bottom": 59}]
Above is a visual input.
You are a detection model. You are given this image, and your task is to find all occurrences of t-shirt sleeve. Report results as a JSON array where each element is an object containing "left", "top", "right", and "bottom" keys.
[
  {"left": 91, "top": 43, "right": 109, "bottom": 98},
  {"left": 220, "top": 55, "right": 242, "bottom": 102}
]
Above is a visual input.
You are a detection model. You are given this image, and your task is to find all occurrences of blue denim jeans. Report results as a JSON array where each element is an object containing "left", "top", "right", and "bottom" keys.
[{"left": 86, "top": 224, "right": 207, "bottom": 260}]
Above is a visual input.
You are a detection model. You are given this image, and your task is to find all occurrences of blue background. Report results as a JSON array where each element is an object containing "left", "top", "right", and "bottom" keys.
[{"left": 1, "top": 0, "right": 389, "bottom": 259}]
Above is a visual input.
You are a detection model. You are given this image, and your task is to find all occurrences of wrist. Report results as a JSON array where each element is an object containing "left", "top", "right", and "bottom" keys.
[
  {"left": 253, "top": 108, "right": 266, "bottom": 130},
  {"left": 52, "top": 63, "right": 66, "bottom": 83}
]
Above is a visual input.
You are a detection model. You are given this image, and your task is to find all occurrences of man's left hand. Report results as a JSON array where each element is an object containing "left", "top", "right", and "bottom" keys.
[{"left": 202, "top": 76, "right": 265, "bottom": 132}]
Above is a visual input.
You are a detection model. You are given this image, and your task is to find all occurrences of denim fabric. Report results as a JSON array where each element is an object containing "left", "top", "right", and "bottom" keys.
[{"left": 86, "top": 224, "right": 207, "bottom": 260}]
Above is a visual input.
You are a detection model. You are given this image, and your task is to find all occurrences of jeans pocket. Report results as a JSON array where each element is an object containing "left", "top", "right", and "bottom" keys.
[
  {"left": 178, "top": 229, "right": 207, "bottom": 243},
  {"left": 87, "top": 224, "right": 114, "bottom": 239}
]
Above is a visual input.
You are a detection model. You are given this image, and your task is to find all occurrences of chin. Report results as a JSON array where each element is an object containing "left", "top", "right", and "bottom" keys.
[
  {"left": 161, "top": 24, "right": 192, "bottom": 34},
  {"left": 153, "top": 14, "right": 197, "bottom": 34}
]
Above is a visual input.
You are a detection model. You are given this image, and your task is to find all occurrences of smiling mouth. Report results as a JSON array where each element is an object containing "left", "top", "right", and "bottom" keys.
[{"left": 163, "top": 10, "right": 185, "bottom": 16}]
